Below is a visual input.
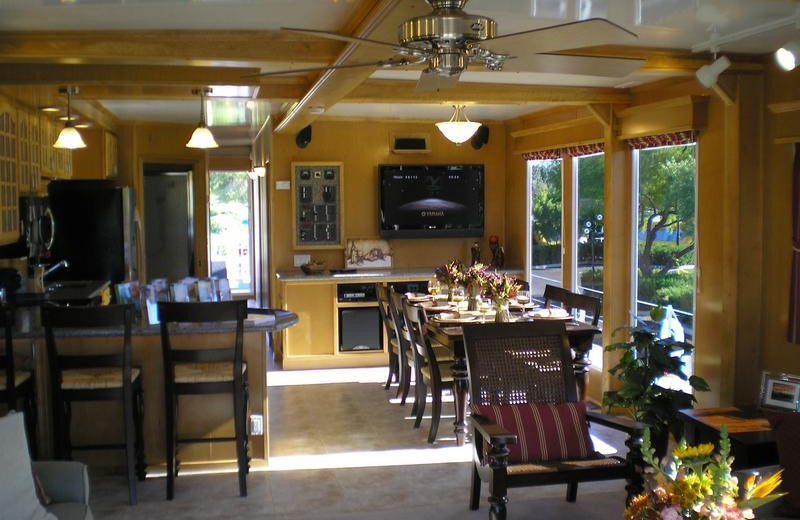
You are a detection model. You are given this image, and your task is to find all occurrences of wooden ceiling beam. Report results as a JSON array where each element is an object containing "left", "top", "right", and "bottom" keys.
[
  {"left": 0, "top": 30, "right": 341, "bottom": 65},
  {"left": 69, "top": 77, "right": 307, "bottom": 101},
  {"left": 0, "top": 63, "right": 261, "bottom": 86},
  {"left": 345, "top": 79, "right": 633, "bottom": 105}
]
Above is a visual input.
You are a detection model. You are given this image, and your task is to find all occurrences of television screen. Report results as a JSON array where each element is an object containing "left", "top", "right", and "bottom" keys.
[{"left": 379, "top": 164, "right": 484, "bottom": 238}]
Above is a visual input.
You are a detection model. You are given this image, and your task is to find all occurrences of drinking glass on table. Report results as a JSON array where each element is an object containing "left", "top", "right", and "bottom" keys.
[
  {"left": 516, "top": 289, "right": 530, "bottom": 305},
  {"left": 451, "top": 286, "right": 465, "bottom": 307},
  {"left": 428, "top": 279, "right": 441, "bottom": 296},
  {"left": 478, "top": 297, "right": 492, "bottom": 323}
]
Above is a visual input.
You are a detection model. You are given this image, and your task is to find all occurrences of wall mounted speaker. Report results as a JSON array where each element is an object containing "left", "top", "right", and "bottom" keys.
[
  {"left": 296, "top": 125, "right": 312, "bottom": 149},
  {"left": 471, "top": 125, "right": 490, "bottom": 150}
]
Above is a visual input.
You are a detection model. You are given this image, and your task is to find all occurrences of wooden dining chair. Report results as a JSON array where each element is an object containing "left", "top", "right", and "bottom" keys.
[
  {"left": 377, "top": 284, "right": 399, "bottom": 390},
  {"left": 387, "top": 287, "right": 417, "bottom": 407},
  {"left": 543, "top": 284, "right": 602, "bottom": 326},
  {"left": 42, "top": 304, "right": 145, "bottom": 505},
  {"left": 157, "top": 300, "right": 249, "bottom": 500},
  {"left": 402, "top": 296, "right": 455, "bottom": 444},
  {"left": 463, "top": 321, "right": 644, "bottom": 520},
  {"left": 0, "top": 305, "right": 37, "bottom": 459}
]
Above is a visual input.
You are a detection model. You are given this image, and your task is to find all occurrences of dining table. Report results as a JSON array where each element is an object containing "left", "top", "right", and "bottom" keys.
[{"left": 424, "top": 310, "right": 600, "bottom": 446}]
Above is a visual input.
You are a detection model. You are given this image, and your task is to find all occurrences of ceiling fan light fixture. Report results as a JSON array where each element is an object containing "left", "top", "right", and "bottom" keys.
[
  {"left": 695, "top": 55, "right": 731, "bottom": 88},
  {"left": 776, "top": 41, "right": 800, "bottom": 71},
  {"left": 52, "top": 86, "right": 86, "bottom": 150},
  {"left": 436, "top": 105, "right": 481, "bottom": 145},
  {"left": 186, "top": 88, "right": 219, "bottom": 149}
]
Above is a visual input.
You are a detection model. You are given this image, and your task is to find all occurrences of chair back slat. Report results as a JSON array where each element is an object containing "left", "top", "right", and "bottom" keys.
[
  {"left": 376, "top": 284, "right": 396, "bottom": 342},
  {"left": 388, "top": 288, "right": 412, "bottom": 363},
  {"left": 542, "top": 284, "right": 602, "bottom": 326},
  {"left": 401, "top": 297, "right": 443, "bottom": 385},
  {"left": 462, "top": 321, "right": 577, "bottom": 406},
  {"left": 158, "top": 301, "right": 245, "bottom": 324}
]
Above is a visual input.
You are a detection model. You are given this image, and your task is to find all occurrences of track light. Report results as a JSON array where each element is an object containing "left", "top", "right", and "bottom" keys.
[
  {"left": 695, "top": 55, "right": 731, "bottom": 88},
  {"left": 186, "top": 88, "right": 218, "bottom": 149},
  {"left": 776, "top": 41, "right": 800, "bottom": 71}
]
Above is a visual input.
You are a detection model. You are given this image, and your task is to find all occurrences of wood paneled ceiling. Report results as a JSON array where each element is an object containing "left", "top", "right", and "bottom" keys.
[{"left": 0, "top": 0, "right": 793, "bottom": 135}]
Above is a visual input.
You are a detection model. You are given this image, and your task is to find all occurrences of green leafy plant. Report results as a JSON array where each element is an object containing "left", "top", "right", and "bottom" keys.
[{"left": 603, "top": 326, "right": 710, "bottom": 454}]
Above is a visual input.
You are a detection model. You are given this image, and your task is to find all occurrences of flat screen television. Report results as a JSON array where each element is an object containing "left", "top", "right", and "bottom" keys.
[{"left": 378, "top": 164, "right": 484, "bottom": 238}]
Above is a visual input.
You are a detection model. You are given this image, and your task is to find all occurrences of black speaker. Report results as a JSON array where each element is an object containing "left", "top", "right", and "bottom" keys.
[
  {"left": 471, "top": 125, "right": 490, "bottom": 150},
  {"left": 296, "top": 125, "right": 312, "bottom": 148}
]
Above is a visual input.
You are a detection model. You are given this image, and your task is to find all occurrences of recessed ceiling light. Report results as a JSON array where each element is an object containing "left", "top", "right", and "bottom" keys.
[
  {"left": 309, "top": 106, "right": 326, "bottom": 115},
  {"left": 74, "top": 122, "right": 92, "bottom": 129},
  {"left": 57, "top": 114, "right": 79, "bottom": 121},
  {"left": 40, "top": 106, "right": 60, "bottom": 113}
]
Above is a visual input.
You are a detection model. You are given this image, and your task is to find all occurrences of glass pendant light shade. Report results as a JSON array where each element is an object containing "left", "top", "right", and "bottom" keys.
[
  {"left": 186, "top": 123, "right": 219, "bottom": 149},
  {"left": 186, "top": 88, "right": 218, "bottom": 149},
  {"left": 53, "top": 123, "right": 86, "bottom": 149},
  {"left": 52, "top": 87, "right": 86, "bottom": 149},
  {"left": 436, "top": 105, "right": 481, "bottom": 144}
]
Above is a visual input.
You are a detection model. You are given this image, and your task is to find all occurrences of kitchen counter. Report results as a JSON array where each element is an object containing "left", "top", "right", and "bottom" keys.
[
  {"left": 276, "top": 267, "right": 524, "bottom": 284},
  {"left": 13, "top": 309, "right": 298, "bottom": 338}
]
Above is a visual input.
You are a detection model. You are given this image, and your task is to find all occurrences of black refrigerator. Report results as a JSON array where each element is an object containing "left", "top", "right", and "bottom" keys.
[{"left": 48, "top": 180, "right": 138, "bottom": 284}]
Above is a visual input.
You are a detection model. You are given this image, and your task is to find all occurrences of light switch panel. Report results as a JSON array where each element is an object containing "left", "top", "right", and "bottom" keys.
[
  {"left": 293, "top": 254, "right": 311, "bottom": 267},
  {"left": 276, "top": 180, "right": 291, "bottom": 190}
]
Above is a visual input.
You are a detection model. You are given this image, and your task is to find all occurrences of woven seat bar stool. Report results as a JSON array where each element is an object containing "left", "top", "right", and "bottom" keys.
[
  {"left": 42, "top": 304, "right": 145, "bottom": 505},
  {"left": 0, "top": 305, "right": 37, "bottom": 459},
  {"left": 157, "top": 300, "right": 249, "bottom": 500}
]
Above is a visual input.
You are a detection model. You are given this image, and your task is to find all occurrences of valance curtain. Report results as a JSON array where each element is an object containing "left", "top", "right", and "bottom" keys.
[
  {"left": 522, "top": 142, "right": 604, "bottom": 161},
  {"left": 788, "top": 144, "right": 800, "bottom": 344},
  {"left": 626, "top": 131, "right": 696, "bottom": 150}
]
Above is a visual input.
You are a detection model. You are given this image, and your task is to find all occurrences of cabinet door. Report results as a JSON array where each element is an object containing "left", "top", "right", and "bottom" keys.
[
  {"left": 28, "top": 113, "right": 41, "bottom": 192},
  {"left": 0, "top": 102, "right": 19, "bottom": 244},
  {"left": 17, "top": 110, "right": 30, "bottom": 192},
  {"left": 104, "top": 131, "right": 118, "bottom": 178}
]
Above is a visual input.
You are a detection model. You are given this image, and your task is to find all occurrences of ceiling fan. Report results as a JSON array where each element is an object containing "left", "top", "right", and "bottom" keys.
[{"left": 251, "top": 0, "right": 644, "bottom": 92}]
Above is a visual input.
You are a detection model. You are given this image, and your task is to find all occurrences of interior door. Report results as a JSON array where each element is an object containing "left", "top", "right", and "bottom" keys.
[{"left": 143, "top": 163, "right": 194, "bottom": 281}]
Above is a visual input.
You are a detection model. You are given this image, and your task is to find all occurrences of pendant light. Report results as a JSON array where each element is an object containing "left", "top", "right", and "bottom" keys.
[
  {"left": 186, "top": 88, "right": 219, "bottom": 149},
  {"left": 436, "top": 105, "right": 481, "bottom": 145},
  {"left": 52, "top": 87, "right": 86, "bottom": 150}
]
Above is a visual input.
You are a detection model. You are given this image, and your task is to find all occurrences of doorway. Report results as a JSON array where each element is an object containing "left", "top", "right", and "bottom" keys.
[{"left": 143, "top": 163, "right": 195, "bottom": 281}]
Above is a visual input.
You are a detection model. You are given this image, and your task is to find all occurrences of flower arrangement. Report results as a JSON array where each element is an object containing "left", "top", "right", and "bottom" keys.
[
  {"left": 625, "top": 427, "right": 784, "bottom": 520},
  {"left": 483, "top": 273, "right": 520, "bottom": 322},
  {"left": 434, "top": 260, "right": 464, "bottom": 288},
  {"left": 460, "top": 263, "right": 488, "bottom": 296}
]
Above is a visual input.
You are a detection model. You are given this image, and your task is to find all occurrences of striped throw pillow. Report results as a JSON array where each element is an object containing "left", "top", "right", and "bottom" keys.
[{"left": 471, "top": 402, "right": 596, "bottom": 463}]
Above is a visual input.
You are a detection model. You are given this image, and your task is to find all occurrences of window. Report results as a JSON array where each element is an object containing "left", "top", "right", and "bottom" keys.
[
  {"left": 633, "top": 143, "right": 697, "bottom": 387},
  {"left": 574, "top": 153, "right": 605, "bottom": 368},
  {"left": 208, "top": 170, "right": 256, "bottom": 295},
  {"left": 527, "top": 158, "right": 563, "bottom": 296}
]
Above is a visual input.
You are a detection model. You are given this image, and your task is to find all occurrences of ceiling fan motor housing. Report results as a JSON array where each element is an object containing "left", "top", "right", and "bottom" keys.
[{"left": 399, "top": 8, "right": 496, "bottom": 48}]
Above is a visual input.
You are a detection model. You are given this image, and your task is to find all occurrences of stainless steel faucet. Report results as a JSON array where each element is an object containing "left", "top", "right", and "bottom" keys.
[{"left": 43, "top": 259, "right": 70, "bottom": 279}]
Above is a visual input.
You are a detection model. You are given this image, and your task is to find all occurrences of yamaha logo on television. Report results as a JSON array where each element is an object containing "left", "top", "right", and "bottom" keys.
[{"left": 421, "top": 210, "right": 445, "bottom": 217}]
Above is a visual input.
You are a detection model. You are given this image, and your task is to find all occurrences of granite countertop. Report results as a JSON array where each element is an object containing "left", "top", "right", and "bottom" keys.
[
  {"left": 12, "top": 309, "right": 298, "bottom": 339},
  {"left": 276, "top": 267, "right": 524, "bottom": 284}
]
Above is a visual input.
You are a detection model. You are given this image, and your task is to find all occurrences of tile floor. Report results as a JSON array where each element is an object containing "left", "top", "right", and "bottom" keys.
[{"left": 90, "top": 367, "right": 632, "bottom": 519}]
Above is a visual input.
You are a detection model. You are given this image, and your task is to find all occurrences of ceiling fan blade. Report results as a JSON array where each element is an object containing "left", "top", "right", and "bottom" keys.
[
  {"left": 501, "top": 54, "right": 645, "bottom": 77},
  {"left": 416, "top": 70, "right": 462, "bottom": 92},
  {"left": 481, "top": 18, "right": 638, "bottom": 57},
  {"left": 244, "top": 58, "right": 410, "bottom": 78},
  {"left": 282, "top": 27, "right": 400, "bottom": 51}
]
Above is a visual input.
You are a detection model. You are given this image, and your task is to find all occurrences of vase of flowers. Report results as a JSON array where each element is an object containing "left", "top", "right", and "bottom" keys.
[
  {"left": 435, "top": 260, "right": 464, "bottom": 302},
  {"left": 460, "top": 263, "right": 487, "bottom": 311},
  {"left": 625, "top": 427, "right": 784, "bottom": 520},
  {"left": 483, "top": 273, "right": 519, "bottom": 323}
]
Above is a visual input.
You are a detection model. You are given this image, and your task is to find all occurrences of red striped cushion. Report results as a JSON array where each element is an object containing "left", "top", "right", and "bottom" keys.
[{"left": 471, "top": 402, "right": 596, "bottom": 463}]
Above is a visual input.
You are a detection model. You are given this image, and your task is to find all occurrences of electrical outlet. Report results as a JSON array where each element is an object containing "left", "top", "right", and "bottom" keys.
[
  {"left": 294, "top": 254, "right": 311, "bottom": 267},
  {"left": 250, "top": 414, "right": 264, "bottom": 436}
]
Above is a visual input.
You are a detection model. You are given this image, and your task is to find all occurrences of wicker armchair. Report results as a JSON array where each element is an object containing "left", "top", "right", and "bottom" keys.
[{"left": 463, "top": 321, "right": 644, "bottom": 520}]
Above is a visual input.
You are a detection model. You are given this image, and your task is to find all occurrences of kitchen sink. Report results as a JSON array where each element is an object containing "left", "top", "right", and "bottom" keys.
[{"left": 46, "top": 281, "right": 98, "bottom": 292}]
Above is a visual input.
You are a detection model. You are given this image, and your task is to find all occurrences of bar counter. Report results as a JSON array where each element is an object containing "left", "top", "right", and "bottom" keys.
[{"left": 18, "top": 310, "right": 298, "bottom": 470}]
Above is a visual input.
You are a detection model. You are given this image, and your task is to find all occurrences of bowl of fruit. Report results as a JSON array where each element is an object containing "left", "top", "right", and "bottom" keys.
[{"left": 300, "top": 260, "right": 326, "bottom": 275}]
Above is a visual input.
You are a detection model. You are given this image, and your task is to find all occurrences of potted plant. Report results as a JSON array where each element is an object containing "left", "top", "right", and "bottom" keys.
[
  {"left": 483, "top": 273, "right": 519, "bottom": 322},
  {"left": 459, "top": 263, "right": 487, "bottom": 311},
  {"left": 434, "top": 260, "right": 464, "bottom": 302},
  {"left": 603, "top": 323, "right": 710, "bottom": 457}
]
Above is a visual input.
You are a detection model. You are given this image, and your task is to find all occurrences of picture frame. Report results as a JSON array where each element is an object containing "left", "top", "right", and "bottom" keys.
[{"left": 760, "top": 371, "right": 800, "bottom": 411}]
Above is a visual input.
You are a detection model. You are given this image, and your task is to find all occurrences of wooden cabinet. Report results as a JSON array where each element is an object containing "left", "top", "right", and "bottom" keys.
[
  {"left": 104, "top": 131, "right": 118, "bottom": 178},
  {"left": 41, "top": 116, "right": 73, "bottom": 180},
  {"left": 28, "top": 113, "right": 43, "bottom": 193},
  {"left": 0, "top": 101, "right": 19, "bottom": 244}
]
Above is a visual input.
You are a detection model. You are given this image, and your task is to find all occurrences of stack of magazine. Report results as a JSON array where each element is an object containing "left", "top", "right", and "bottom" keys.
[{"left": 114, "top": 278, "right": 233, "bottom": 325}]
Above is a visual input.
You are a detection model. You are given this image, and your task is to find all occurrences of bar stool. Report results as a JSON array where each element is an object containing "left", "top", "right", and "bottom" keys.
[
  {"left": 0, "top": 305, "right": 38, "bottom": 458},
  {"left": 157, "top": 300, "right": 249, "bottom": 499},
  {"left": 42, "top": 304, "right": 145, "bottom": 505}
]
